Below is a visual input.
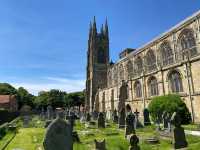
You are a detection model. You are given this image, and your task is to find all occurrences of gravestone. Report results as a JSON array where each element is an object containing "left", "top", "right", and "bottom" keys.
[
  {"left": 162, "top": 111, "right": 168, "bottom": 129},
  {"left": 86, "top": 113, "right": 91, "bottom": 122},
  {"left": 171, "top": 112, "right": 187, "bottom": 149},
  {"left": 125, "top": 112, "right": 135, "bottom": 137},
  {"left": 98, "top": 112, "right": 105, "bottom": 128},
  {"left": 23, "top": 115, "right": 30, "bottom": 128},
  {"left": 92, "top": 111, "right": 99, "bottom": 120},
  {"left": 94, "top": 139, "right": 106, "bottom": 150},
  {"left": 43, "top": 109, "right": 73, "bottom": 150},
  {"left": 143, "top": 108, "right": 151, "bottom": 126},
  {"left": 128, "top": 134, "right": 140, "bottom": 150},
  {"left": 118, "top": 108, "right": 126, "bottom": 128},
  {"left": 46, "top": 105, "right": 53, "bottom": 120},
  {"left": 112, "top": 109, "right": 118, "bottom": 124},
  {"left": 134, "top": 110, "right": 143, "bottom": 128}
]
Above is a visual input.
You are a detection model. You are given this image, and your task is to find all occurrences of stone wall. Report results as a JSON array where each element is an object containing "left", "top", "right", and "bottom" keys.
[{"left": 97, "top": 11, "right": 200, "bottom": 123}]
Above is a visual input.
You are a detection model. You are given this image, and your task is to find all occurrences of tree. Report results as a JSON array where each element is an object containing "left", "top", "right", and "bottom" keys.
[
  {"left": 0, "top": 83, "right": 17, "bottom": 95},
  {"left": 148, "top": 94, "right": 191, "bottom": 124},
  {"left": 17, "top": 87, "right": 35, "bottom": 109}
]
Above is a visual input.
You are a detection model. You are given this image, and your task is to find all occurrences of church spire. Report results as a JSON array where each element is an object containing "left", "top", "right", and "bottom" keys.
[
  {"left": 104, "top": 18, "right": 109, "bottom": 39},
  {"left": 92, "top": 16, "right": 97, "bottom": 37}
]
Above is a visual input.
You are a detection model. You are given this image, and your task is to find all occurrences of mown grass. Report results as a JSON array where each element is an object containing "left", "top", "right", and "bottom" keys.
[{"left": 3, "top": 116, "right": 200, "bottom": 150}]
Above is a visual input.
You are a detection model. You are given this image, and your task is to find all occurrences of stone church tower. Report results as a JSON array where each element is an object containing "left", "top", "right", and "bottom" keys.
[{"left": 85, "top": 17, "right": 109, "bottom": 112}]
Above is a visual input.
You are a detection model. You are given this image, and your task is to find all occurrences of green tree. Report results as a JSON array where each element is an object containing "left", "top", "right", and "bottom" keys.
[
  {"left": 148, "top": 94, "right": 191, "bottom": 124},
  {"left": 0, "top": 83, "right": 17, "bottom": 95}
]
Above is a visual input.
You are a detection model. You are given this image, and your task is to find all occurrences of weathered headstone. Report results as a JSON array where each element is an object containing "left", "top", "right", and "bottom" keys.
[
  {"left": 134, "top": 110, "right": 143, "bottom": 128},
  {"left": 112, "top": 109, "right": 118, "bottom": 124},
  {"left": 125, "top": 112, "right": 135, "bottom": 137},
  {"left": 128, "top": 134, "right": 140, "bottom": 150},
  {"left": 98, "top": 112, "right": 105, "bottom": 128},
  {"left": 162, "top": 111, "right": 168, "bottom": 129},
  {"left": 94, "top": 139, "right": 106, "bottom": 150},
  {"left": 46, "top": 105, "right": 53, "bottom": 120},
  {"left": 43, "top": 109, "right": 73, "bottom": 150},
  {"left": 171, "top": 112, "right": 187, "bottom": 149},
  {"left": 143, "top": 108, "right": 151, "bottom": 126},
  {"left": 86, "top": 113, "right": 91, "bottom": 122},
  {"left": 23, "top": 115, "right": 30, "bottom": 128},
  {"left": 118, "top": 108, "right": 126, "bottom": 128}
]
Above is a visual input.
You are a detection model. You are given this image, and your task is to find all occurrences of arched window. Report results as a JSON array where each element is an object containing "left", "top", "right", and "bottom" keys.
[
  {"left": 134, "top": 56, "right": 143, "bottom": 76},
  {"left": 126, "top": 60, "right": 133, "bottom": 78},
  {"left": 119, "top": 64, "right": 124, "bottom": 81},
  {"left": 148, "top": 76, "right": 158, "bottom": 96},
  {"left": 134, "top": 81, "right": 142, "bottom": 98},
  {"left": 168, "top": 71, "right": 183, "bottom": 93},
  {"left": 178, "top": 28, "right": 197, "bottom": 58},
  {"left": 160, "top": 41, "right": 174, "bottom": 66},
  {"left": 146, "top": 50, "right": 157, "bottom": 72}
]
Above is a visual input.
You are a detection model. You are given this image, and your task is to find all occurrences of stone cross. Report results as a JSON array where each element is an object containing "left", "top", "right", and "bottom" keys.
[
  {"left": 118, "top": 108, "right": 126, "bottom": 128},
  {"left": 43, "top": 109, "right": 73, "bottom": 150},
  {"left": 98, "top": 112, "right": 105, "bottom": 128},
  {"left": 134, "top": 110, "right": 143, "bottom": 128},
  {"left": 170, "top": 112, "right": 188, "bottom": 149}
]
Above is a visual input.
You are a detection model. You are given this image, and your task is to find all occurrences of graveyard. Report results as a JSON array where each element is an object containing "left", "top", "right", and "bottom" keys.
[{"left": 0, "top": 113, "right": 200, "bottom": 150}]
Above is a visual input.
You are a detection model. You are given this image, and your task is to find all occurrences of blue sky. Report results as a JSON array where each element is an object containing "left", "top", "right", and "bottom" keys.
[{"left": 0, "top": 0, "right": 199, "bottom": 95}]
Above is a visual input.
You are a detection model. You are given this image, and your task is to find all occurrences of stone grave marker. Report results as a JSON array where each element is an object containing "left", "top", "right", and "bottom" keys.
[
  {"left": 43, "top": 108, "right": 73, "bottom": 150},
  {"left": 143, "top": 108, "right": 151, "bottom": 126},
  {"left": 86, "top": 112, "right": 91, "bottom": 122},
  {"left": 94, "top": 139, "right": 106, "bottom": 150},
  {"left": 171, "top": 112, "right": 188, "bottom": 149},
  {"left": 46, "top": 105, "right": 53, "bottom": 120},
  {"left": 134, "top": 110, "right": 143, "bottom": 128},
  {"left": 125, "top": 112, "right": 135, "bottom": 137},
  {"left": 128, "top": 134, "right": 140, "bottom": 150},
  {"left": 118, "top": 108, "right": 126, "bottom": 128},
  {"left": 98, "top": 112, "right": 105, "bottom": 128},
  {"left": 112, "top": 109, "right": 118, "bottom": 124},
  {"left": 162, "top": 111, "right": 168, "bottom": 129}
]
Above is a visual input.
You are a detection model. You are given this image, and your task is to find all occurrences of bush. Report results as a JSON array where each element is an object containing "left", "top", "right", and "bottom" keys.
[
  {"left": 148, "top": 94, "right": 191, "bottom": 124},
  {"left": 0, "top": 123, "right": 8, "bottom": 139}
]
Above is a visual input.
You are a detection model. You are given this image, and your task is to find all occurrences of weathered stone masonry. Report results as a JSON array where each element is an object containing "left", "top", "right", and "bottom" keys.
[{"left": 86, "top": 11, "right": 200, "bottom": 123}]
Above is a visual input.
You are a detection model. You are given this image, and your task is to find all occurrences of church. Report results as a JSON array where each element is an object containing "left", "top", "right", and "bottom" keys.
[{"left": 85, "top": 10, "right": 200, "bottom": 123}]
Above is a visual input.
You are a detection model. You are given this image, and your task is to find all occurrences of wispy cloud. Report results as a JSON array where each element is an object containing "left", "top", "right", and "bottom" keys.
[{"left": 11, "top": 77, "right": 85, "bottom": 95}]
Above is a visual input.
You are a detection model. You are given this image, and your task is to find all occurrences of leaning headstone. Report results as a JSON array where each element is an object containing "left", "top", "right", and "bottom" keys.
[
  {"left": 125, "top": 113, "right": 135, "bottom": 137},
  {"left": 94, "top": 139, "right": 106, "bottom": 150},
  {"left": 143, "top": 108, "right": 151, "bottom": 126},
  {"left": 118, "top": 108, "right": 126, "bottom": 128},
  {"left": 98, "top": 112, "right": 105, "bottom": 128},
  {"left": 128, "top": 134, "right": 140, "bottom": 150},
  {"left": 170, "top": 112, "right": 187, "bottom": 149},
  {"left": 43, "top": 108, "right": 73, "bottom": 150}
]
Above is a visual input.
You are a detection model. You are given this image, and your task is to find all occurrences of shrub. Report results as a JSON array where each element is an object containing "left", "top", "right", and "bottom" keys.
[
  {"left": 148, "top": 94, "right": 191, "bottom": 124},
  {"left": 0, "top": 123, "right": 8, "bottom": 139}
]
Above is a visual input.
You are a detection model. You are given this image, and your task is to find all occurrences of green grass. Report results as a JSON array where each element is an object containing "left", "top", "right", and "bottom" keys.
[
  {"left": 3, "top": 116, "right": 200, "bottom": 150},
  {"left": 0, "top": 132, "right": 15, "bottom": 149}
]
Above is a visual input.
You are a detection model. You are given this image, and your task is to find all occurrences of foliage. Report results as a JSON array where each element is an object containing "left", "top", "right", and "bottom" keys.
[
  {"left": 148, "top": 94, "right": 191, "bottom": 124},
  {"left": 0, "top": 123, "right": 8, "bottom": 139},
  {"left": 0, "top": 83, "right": 17, "bottom": 95}
]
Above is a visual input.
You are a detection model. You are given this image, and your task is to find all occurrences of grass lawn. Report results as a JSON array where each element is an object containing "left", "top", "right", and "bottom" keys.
[{"left": 3, "top": 116, "right": 200, "bottom": 150}]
